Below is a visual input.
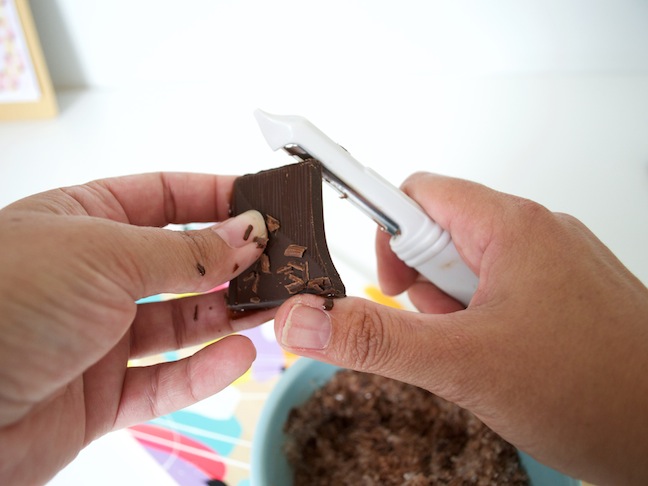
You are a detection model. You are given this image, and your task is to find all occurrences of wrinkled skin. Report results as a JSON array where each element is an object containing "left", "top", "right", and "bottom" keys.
[
  {"left": 275, "top": 173, "right": 648, "bottom": 486},
  {"left": 0, "top": 173, "right": 274, "bottom": 484}
]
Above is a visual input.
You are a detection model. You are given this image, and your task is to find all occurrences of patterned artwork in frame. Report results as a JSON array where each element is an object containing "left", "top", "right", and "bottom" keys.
[{"left": 0, "top": 0, "right": 56, "bottom": 120}]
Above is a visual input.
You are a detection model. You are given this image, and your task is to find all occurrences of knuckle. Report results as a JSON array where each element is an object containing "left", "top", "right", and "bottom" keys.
[
  {"left": 500, "top": 197, "right": 558, "bottom": 250},
  {"left": 144, "top": 365, "right": 163, "bottom": 419},
  {"left": 183, "top": 359, "right": 201, "bottom": 404},
  {"left": 170, "top": 298, "right": 189, "bottom": 349},
  {"left": 512, "top": 197, "right": 553, "bottom": 224},
  {"left": 178, "top": 230, "right": 210, "bottom": 260},
  {"left": 175, "top": 230, "right": 214, "bottom": 280},
  {"left": 554, "top": 211, "right": 587, "bottom": 232},
  {"left": 335, "top": 301, "right": 394, "bottom": 373},
  {"left": 327, "top": 299, "right": 487, "bottom": 407}
]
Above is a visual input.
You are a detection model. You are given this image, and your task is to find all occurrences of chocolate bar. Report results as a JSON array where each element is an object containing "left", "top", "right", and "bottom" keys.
[{"left": 227, "top": 160, "right": 345, "bottom": 311}]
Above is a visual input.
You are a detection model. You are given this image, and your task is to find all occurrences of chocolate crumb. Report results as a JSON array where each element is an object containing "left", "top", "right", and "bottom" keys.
[
  {"left": 193, "top": 305, "right": 199, "bottom": 321},
  {"left": 207, "top": 478, "right": 228, "bottom": 486},
  {"left": 265, "top": 214, "right": 281, "bottom": 233},
  {"left": 233, "top": 263, "right": 240, "bottom": 272},
  {"left": 196, "top": 263, "right": 206, "bottom": 276},
  {"left": 322, "top": 298, "right": 334, "bottom": 310},
  {"left": 243, "top": 224, "right": 253, "bottom": 241},
  {"left": 284, "top": 244, "right": 307, "bottom": 258},
  {"left": 253, "top": 236, "right": 269, "bottom": 249}
]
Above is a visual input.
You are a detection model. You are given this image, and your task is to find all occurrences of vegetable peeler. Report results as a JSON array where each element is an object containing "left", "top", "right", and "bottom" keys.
[{"left": 253, "top": 109, "right": 478, "bottom": 306}]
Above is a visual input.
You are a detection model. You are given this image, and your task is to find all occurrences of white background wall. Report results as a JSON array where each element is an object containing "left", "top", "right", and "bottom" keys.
[
  {"left": 30, "top": 0, "right": 648, "bottom": 89},
  {"left": 1, "top": 0, "right": 643, "bottom": 286}
]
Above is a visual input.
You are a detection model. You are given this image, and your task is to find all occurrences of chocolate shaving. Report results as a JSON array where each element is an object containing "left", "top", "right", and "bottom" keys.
[
  {"left": 307, "top": 281, "right": 324, "bottom": 293},
  {"left": 260, "top": 254, "right": 271, "bottom": 273},
  {"left": 196, "top": 263, "right": 206, "bottom": 276},
  {"left": 284, "top": 244, "right": 307, "bottom": 258},
  {"left": 243, "top": 271, "right": 260, "bottom": 293},
  {"left": 307, "top": 277, "right": 332, "bottom": 293},
  {"left": 323, "top": 298, "right": 334, "bottom": 311},
  {"left": 287, "top": 261, "right": 305, "bottom": 273},
  {"left": 285, "top": 279, "right": 306, "bottom": 294},
  {"left": 266, "top": 214, "right": 281, "bottom": 233},
  {"left": 287, "top": 273, "right": 304, "bottom": 284},
  {"left": 243, "top": 224, "right": 253, "bottom": 241}
]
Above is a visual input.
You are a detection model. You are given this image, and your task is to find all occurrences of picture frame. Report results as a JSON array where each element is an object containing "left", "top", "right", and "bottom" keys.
[{"left": 0, "top": 0, "right": 57, "bottom": 120}]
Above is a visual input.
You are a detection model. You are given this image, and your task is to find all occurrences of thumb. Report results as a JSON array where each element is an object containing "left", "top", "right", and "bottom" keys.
[
  {"left": 103, "top": 209, "right": 268, "bottom": 300},
  {"left": 274, "top": 294, "right": 480, "bottom": 401}
]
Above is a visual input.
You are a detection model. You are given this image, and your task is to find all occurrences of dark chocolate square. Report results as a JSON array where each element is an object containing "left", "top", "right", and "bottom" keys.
[{"left": 227, "top": 160, "right": 345, "bottom": 311}]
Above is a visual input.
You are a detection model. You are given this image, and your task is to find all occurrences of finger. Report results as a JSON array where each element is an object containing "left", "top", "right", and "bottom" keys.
[
  {"left": 399, "top": 172, "right": 523, "bottom": 272},
  {"left": 407, "top": 280, "right": 465, "bottom": 314},
  {"left": 11, "top": 172, "right": 236, "bottom": 227},
  {"left": 376, "top": 228, "right": 462, "bottom": 313},
  {"left": 274, "top": 294, "right": 480, "bottom": 402},
  {"left": 130, "top": 289, "right": 276, "bottom": 358},
  {"left": 113, "top": 335, "right": 255, "bottom": 429},
  {"left": 375, "top": 228, "right": 417, "bottom": 296},
  {"left": 99, "top": 209, "right": 268, "bottom": 299}
]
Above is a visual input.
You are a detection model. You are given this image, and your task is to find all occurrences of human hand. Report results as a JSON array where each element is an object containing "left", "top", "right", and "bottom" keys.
[
  {"left": 274, "top": 173, "right": 648, "bottom": 486},
  {"left": 0, "top": 173, "right": 273, "bottom": 485}
]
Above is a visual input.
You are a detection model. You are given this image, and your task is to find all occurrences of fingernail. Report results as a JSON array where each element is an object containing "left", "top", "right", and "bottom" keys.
[
  {"left": 213, "top": 210, "right": 267, "bottom": 249},
  {"left": 281, "top": 304, "right": 331, "bottom": 350}
]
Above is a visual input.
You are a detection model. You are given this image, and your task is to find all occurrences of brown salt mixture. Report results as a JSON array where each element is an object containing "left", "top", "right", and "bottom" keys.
[{"left": 284, "top": 370, "right": 529, "bottom": 486}]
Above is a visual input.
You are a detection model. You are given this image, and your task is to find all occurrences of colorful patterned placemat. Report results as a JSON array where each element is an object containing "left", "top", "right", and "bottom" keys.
[{"left": 128, "top": 246, "right": 404, "bottom": 486}]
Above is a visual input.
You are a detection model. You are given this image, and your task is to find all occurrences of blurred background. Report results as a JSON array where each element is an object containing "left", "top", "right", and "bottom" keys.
[
  {"left": 1, "top": 1, "right": 647, "bottom": 484},
  {"left": 2, "top": 0, "right": 648, "bottom": 282},
  {"left": 2, "top": 0, "right": 647, "bottom": 284}
]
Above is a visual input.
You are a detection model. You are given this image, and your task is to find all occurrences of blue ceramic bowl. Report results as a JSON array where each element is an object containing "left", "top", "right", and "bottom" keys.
[{"left": 251, "top": 358, "right": 581, "bottom": 486}]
